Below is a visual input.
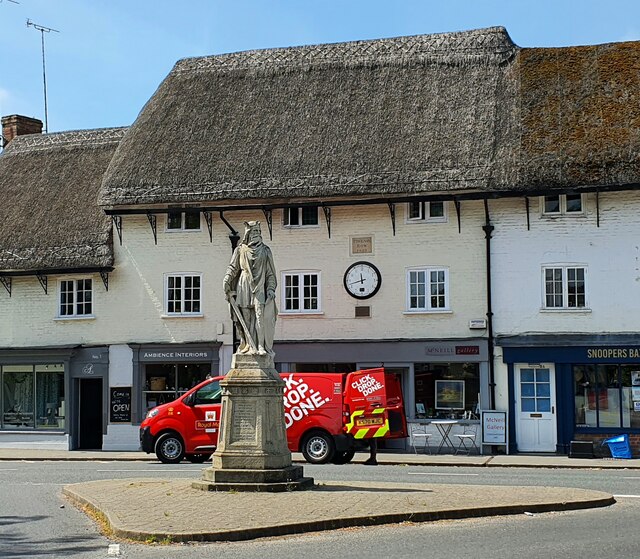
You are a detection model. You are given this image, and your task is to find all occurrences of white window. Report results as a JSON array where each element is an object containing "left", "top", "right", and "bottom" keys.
[
  {"left": 59, "top": 278, "right": 93, "bottom": 317},
  {"left": 406, "top": 268, "right": 449, "bottom": 311},
  {"left": 283, "top": 206, "right": 319, "bottom": 228},
  {"left": 541, "top": 194, "right": 583, "bottom": 216},
  {"left": 166, "top": 210, "right": 201, "bottom": 231},
  {"left": 281, "top": 272, "right": 321, "bottom": 313},
  {"left": 542, "top": 266, "right": 587, "bottom": 309},
  {"left": 406, "top": 201, "right": 447, "bottom": 223},
  {"left": 165, "top": 273, "right": 202, "bottom": 315}
]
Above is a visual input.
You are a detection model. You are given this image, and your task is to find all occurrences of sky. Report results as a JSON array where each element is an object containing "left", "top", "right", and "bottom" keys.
[{"left": 1, "top": 0, "right": 639, "bottom": 133}]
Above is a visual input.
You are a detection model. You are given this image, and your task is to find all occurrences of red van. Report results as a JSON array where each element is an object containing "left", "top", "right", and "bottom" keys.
[{"left": 140, "top": 368, "right": 407, "bottom": 465}]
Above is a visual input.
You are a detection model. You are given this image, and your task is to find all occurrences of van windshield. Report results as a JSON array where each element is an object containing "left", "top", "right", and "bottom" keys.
[{"left": 193, "top": 381, "right": 222, "bottom": 405}]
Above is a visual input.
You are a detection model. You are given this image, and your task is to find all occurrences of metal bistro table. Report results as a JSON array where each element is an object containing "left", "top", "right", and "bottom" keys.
[{"left": 430, "top": 419, "right": 458, "bottom": 454}]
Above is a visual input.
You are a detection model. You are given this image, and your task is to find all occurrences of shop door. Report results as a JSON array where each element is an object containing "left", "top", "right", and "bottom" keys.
[
  {"left": 78, "top": 378, "right": 103, "bottom": 450},
  {"left": 515, "top": 366, "right": 556, "bottom": 452}
]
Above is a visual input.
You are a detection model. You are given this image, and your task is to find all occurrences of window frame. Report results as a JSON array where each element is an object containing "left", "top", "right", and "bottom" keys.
[
  {"left": 405, "top": 267, "right": 450, "bottom": 313},
  {"left": 541, "top": 265, "right": 588, "bottom": 311},
  {"left": 540, "top": 194, "right": 585, "bottom": 216},
  {"left": 164, "top": 272, "right": 204, "bottom": 317},
  {"left": 282, "top": 206, "right": 320, "bottom": 228},
  {"left": 280, "top": 270, "right": 322, "bottom": 314},
  {"left": 165, "top": 210, "right": 201, "bottom": 232},
  {"left": 57, "top": 277, "right": 94, "bottom": 319},
  {"left": 405, "top": 201, "right": 447, "bottom": 223}
]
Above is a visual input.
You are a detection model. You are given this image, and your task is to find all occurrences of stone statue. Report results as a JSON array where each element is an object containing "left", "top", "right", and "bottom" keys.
[{"left": 223, "top": 221, "right": 277, "bottom": 356}]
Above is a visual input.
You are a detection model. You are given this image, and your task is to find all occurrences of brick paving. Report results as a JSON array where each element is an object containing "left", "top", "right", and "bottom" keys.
[{"left": 63, "top": 477, "right": 615, "bottom": 542}]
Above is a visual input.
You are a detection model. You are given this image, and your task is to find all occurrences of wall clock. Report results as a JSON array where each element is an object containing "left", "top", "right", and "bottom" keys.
[{"left": 343, "top": 261, "right": 382, "bottom": 300}]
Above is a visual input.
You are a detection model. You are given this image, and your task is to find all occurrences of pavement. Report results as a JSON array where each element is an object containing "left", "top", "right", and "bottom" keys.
[{"left": 1, "top": 447, "right": 631, "bottom": 543}]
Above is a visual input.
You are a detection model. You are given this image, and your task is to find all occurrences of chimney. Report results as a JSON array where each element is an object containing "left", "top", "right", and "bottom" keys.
[{"left": 1, "top": 115, "right": 44, "bottom": 148}]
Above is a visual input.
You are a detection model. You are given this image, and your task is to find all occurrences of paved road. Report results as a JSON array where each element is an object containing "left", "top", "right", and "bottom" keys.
[{"left": 1, "top": 460, "right": 639, "bottom": 558}]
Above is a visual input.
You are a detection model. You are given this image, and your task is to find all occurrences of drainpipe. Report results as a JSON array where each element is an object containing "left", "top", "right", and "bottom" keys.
[
  {"left": 482, "top": 200, "right": 496, "bottom": 410},
  {"left": 219, "top": 212, "right": 240, "bottom": 353}
]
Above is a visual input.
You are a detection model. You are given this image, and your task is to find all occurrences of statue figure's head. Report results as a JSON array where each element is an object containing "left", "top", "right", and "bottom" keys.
[{"left": 242, "top": 221, "right": 262, "bottom": 246}]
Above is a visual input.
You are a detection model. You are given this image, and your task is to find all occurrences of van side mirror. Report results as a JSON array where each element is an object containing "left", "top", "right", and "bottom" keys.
[{"left": 183, "top": 393, "right": 195, "bottom": 406}]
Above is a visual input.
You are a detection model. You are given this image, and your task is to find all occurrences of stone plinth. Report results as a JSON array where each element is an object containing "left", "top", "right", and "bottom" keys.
[{"left": 194, "top": 353, "right": 313, "bottom": 492}]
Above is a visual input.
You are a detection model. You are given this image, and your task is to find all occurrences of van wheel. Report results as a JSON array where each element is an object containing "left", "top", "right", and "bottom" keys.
[
  {"left": 301, "top": 431, "right": 335, "bottom": 464},
  {"left": 186, "top": 453, "right": 211, "bottom": 463},
  {"left": 331, "top": 449, "right": 355, "bottom": 465},
  {"left": 155, "top": 432, "right": 185, "bottom": 464}
]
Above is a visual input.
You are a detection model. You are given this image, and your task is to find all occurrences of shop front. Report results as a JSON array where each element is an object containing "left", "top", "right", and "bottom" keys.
[
  {"left": 274, "top": 339, "right": 490, "bottom": 451},
  {"left": 0, "top": 346, "right": 108, "bottom": 450},
  {"left": 500, "top": 335, "right": 640, "bottom": 456},
  {"left": 132, "top": 343, "right": 220, "bottom": 424}
]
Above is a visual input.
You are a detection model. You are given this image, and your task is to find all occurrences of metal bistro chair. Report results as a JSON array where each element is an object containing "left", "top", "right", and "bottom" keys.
[
  {"left": 454, "top": 423, "right": 479, "bottom": 455},
  {"left": 410, "top": 423, "right": 432, "bottom": 455}
]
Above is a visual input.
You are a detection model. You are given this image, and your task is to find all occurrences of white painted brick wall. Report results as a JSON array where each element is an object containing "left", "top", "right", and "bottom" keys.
[
  {"left": 490, "top": 191, "right": 640, "bottom": 335},
  {"left": 1, "top": 203, "right": 491, "bottom": 348}
]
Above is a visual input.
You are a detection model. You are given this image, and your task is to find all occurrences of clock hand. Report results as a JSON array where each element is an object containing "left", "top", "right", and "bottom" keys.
[{"left": 348, "top": 278, "right": 365, "bottom": 286}]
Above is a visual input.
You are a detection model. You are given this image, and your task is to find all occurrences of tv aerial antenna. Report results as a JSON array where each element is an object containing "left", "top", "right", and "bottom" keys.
[{"left": 26, "top": 19, "right": 59, "bottom": 133}]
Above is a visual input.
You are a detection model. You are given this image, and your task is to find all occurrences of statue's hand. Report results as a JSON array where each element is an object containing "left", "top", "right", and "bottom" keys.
[
  {"left": 267, "top": 288, "right": 276, "bottom": 300},
  {"left": 225, "top": 290, "right": 235, "bottom": 301}
]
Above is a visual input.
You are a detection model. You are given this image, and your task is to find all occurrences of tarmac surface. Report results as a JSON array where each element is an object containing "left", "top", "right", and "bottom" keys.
[{"left": 1, "top": 448, "right": 632, "bottom": 543}]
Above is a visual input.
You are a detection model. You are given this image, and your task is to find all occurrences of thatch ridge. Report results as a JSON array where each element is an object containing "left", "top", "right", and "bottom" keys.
[
  {"left": 0, "top": 128, "right": 125, "bottom": 272},
  {"left": 173, "top": 26, "right": 516, "bottom": 75}
]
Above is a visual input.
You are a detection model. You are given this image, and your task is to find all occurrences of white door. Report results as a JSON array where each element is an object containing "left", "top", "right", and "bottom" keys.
[{"left": 515, "top": 365, "right": 557, "bottom": 452}]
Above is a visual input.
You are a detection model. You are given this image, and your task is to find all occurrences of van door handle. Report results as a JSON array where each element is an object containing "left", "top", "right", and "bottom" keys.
[{"left": 552, "top": 406, "right": 555, "bottom": 414}]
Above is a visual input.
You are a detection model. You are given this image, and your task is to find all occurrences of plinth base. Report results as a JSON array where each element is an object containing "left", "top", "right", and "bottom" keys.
[{"left": 193, "top": 465, "right": 314, "bottom": 492}]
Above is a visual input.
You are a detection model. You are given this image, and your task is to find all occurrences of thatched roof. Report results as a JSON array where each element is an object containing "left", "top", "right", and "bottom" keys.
[
  {"left": 0, "top": 128, "right": 126, "bottom": 273},
  {"left": 100, "top": 27, "right": 518, "bottom": 207},
  {"left": 519, "top": 42, "right": 640, "bottom": 190},
  {"left": 99, "top": 26, "right": 640, "bottom": 208}
]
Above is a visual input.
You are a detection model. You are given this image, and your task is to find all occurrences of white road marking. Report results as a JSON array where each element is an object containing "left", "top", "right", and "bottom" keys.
[
  {"left": 622, "top": 477, "right": 640, "bottom": 479},
  {"left": 96, "top": 469, "right": 201, "bottom": 472},
  {"left": 0, "top": 469, "right": 18, "bottom": 471},
  {"left": 613, "top": 494, "right": 640, "bottom": 498},
  {"left": 408, "top": 472, "right": 479, "bottom": 476}
]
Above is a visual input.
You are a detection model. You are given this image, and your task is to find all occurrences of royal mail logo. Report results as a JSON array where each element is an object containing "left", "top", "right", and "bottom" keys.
[{"left": 195, "top": 420, "right": 219, "bottom": 430}]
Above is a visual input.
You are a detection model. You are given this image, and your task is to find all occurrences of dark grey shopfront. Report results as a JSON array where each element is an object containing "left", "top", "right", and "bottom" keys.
[{"left": 131, "top": 343, "right": 220, "bottom": 423}]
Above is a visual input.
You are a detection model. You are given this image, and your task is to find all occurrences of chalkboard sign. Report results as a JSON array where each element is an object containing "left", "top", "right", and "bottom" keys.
[{"left": 110, "top": 387, "right": 132, "bottom": 423}]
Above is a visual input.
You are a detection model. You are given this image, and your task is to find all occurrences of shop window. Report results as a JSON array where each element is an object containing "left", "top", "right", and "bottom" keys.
[
  {"left": 281, "top": 271, "right": 321, "bottom": 313},
  {"left": 144, "top": 362, "right": 210, "bottom": 411},
  {"left": 1, "top": 364, "right": 65, "bottom": 430},
  {"left": 414, "top": 363, "right": 479, "bottom": 419},
  {"left": 406, "top": 268, "right": 449, "bottom": 312},
  {"left": 165, "top": 273, "right": 202, "bottom": 315},
  {"left": 283, "top": 206, "right": 318, "bottom": 228},
  {"left": 574, "top": 364, "right": 640, "bottom": 429},
  {"left": 166, "top": 210, "right": 201, "bottom": 231},
  {"left": 542, "top": 266, "right": 587, "bottom": 309},
  {"left": 541, "top": 194, "right": 584, "bottom": 216},
  {"left": 59, "top": 278, "right": 93, "bottom": 318},
  {"left": 406, "top": 201, "right": 447, "bottom": 223}
]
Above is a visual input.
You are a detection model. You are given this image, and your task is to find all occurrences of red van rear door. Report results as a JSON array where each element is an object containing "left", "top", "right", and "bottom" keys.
[{"left": 344, "top": 368, "right": 389, "bottom": 439}]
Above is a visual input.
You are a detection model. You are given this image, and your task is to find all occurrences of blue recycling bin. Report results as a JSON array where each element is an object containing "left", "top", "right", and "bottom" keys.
[{"left": 603, "top": 434, "right": 632, "bottom": 459}]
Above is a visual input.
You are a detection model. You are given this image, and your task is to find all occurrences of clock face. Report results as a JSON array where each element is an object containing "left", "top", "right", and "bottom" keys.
[{"left": 343, "top": 261, "right": 381, "bottom": 299}]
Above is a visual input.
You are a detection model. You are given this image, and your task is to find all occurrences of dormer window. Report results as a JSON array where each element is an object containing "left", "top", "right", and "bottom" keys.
[
  {"left": 283, "top": 206, "right": 318, "bottom": 228},
  {"left": 406, "top": 201, "right": 447, "bottom": 223},
  {"left": 542, "top": 194, "right": 583, "bottom": 216},
  {"left": 167, "top": 210, "right": 201, "bottom": 231}
]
